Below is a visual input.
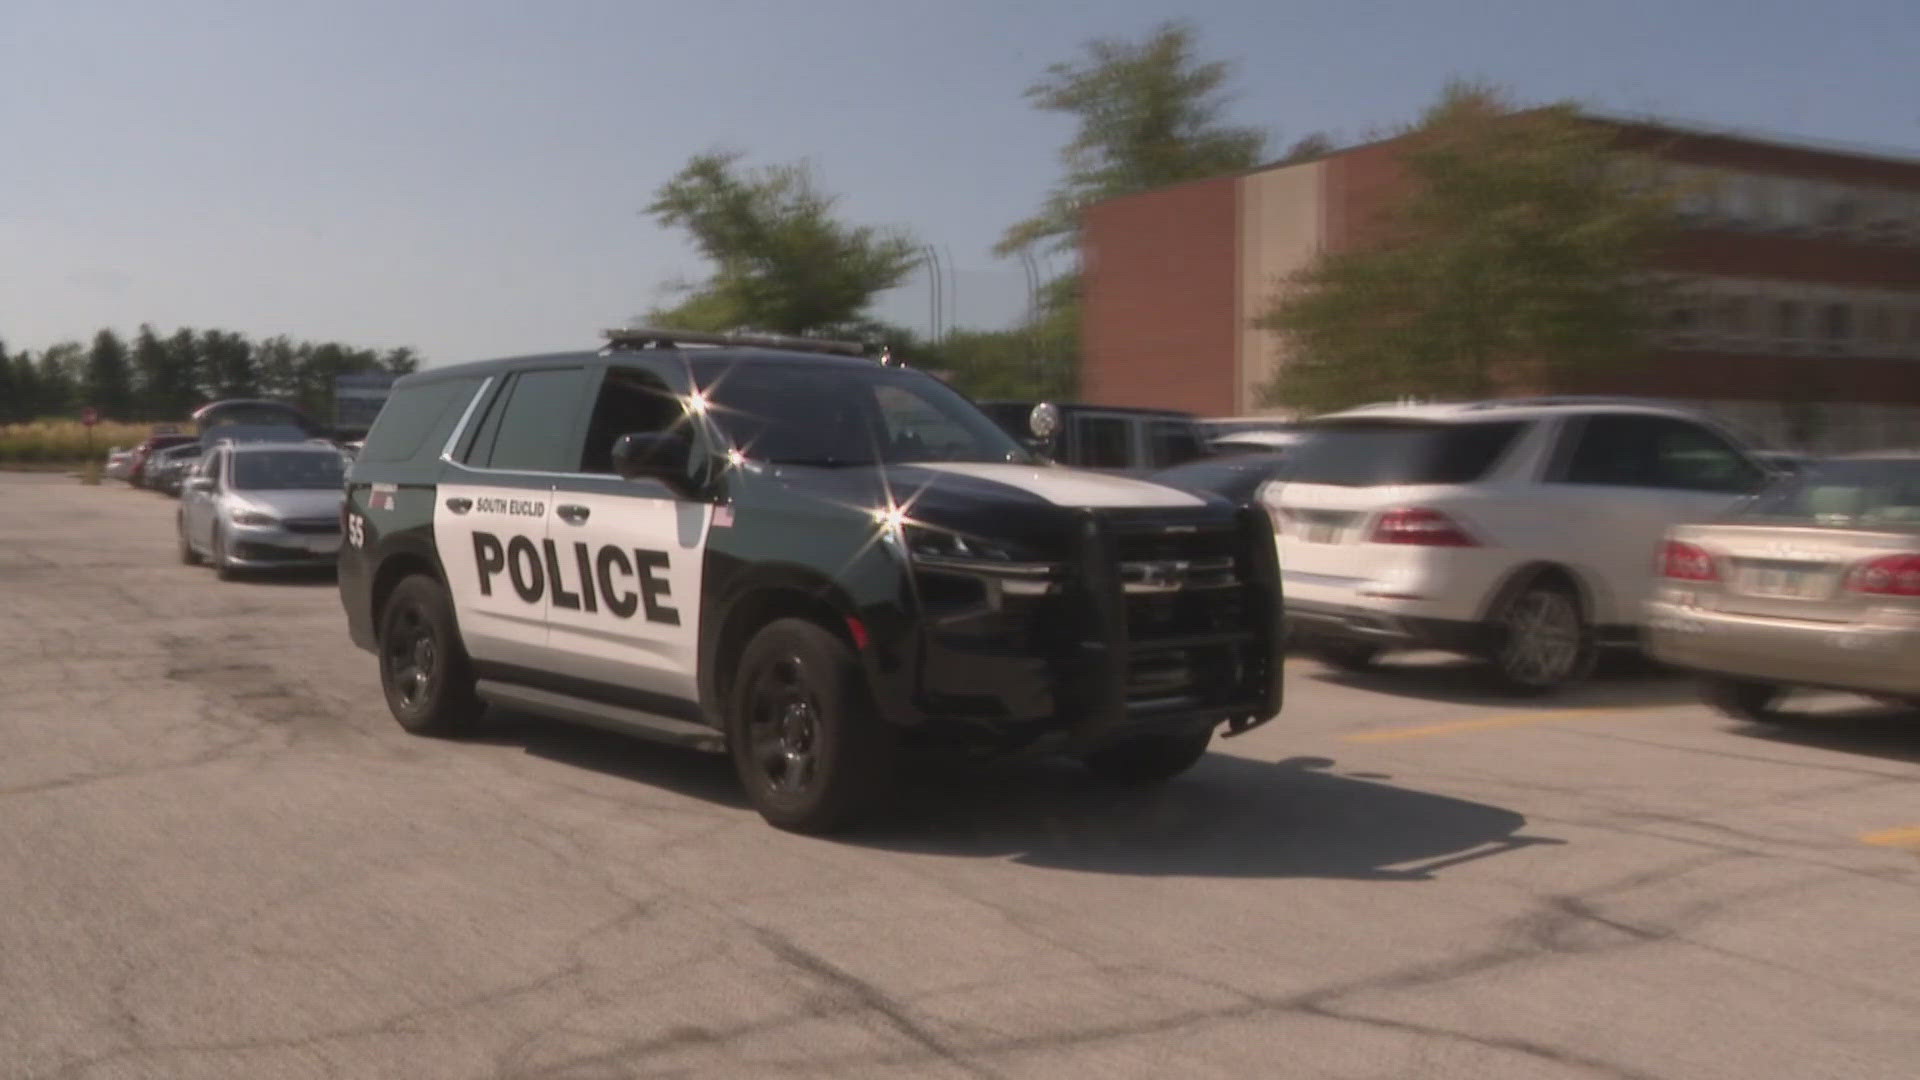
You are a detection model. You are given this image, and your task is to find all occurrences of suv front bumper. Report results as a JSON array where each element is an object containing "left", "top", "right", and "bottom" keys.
[{"left": 900, "top": 505, "right": 1285, "bottom": 750}]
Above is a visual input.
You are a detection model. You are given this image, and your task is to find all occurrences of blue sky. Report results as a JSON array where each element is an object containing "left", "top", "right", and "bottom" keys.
[{"left": 4, "top": 0, "right": 1918, "bottom": 368}]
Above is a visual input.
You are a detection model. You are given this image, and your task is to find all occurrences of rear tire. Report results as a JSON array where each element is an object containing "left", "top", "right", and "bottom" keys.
[
  {"left": 729, "top": 618, "right": 896, "bottom": 834},
  {"left": 378, "top": 575, "right": 481, "bottom": 737},
  {"left": 1484, "top": 580, "right": 1593, "bottom": 695},
  {"left": 1309, "top": 642, "right": 1381, "bottom": 673},
  {"left": 1702, "top": 677, "right": 1784, "bottom": 722},
  {"left": 1081, "top": 727, "right": 1213, "bottom": 786}
]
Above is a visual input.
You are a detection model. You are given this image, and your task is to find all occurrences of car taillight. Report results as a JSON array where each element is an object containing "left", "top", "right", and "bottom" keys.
[
  {"left": 1659, "top": 540, "right": 1719, "bottom": 581},
  {"left": 1846, "top": 554, "right": 1920, "bottom": 596},
  {"left": 1371, "top": 508, "right": 1477, "bottom": 547}
]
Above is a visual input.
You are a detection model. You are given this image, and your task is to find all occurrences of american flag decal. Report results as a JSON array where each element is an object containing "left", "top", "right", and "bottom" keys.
[{"left": 713, "top": 505, "right": 734, "bottom": 528}]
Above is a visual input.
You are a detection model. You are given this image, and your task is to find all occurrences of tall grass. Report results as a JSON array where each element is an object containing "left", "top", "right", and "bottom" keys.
[{"left": 0, "top": 419, "right": 190, "bottom": 465}]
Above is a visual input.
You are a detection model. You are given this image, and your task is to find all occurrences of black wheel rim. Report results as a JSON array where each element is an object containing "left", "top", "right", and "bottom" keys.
[
  {"left": 746, "top": 654, "right": 822, "bottom": 797},
  {"left": 384, "top": 604, "right": 437, "bottom": 711}
]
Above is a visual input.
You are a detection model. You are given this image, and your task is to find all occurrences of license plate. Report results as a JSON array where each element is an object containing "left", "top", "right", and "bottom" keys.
[
  {"left": 1737, "top": 566, "right": 1827, "bottom": 599},
  {"left": 1303, "top": 523, "right": 1342, "bottom": 544}
]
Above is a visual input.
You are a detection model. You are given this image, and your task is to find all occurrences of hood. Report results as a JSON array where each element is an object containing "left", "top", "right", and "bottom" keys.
[
  {"left": 232, "top": 488, "right": 344, "bottom": 521},
  {"left": 753, "top": 459, "right": 1223, "bottom": 557}
]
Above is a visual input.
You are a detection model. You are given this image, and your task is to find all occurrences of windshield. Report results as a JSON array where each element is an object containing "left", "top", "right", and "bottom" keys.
[
  {"left": 1738, "top": 458, "right": 1920, "bottom": 527},
  {"left": 697, "top": 362, "right": 1030, "bottom": 467},
  {"left": 1285, "top": 420, "right": 1525, "bottom": 487},
  {"left": 231, "top": 450, "right": 346, "bottom": 491}
]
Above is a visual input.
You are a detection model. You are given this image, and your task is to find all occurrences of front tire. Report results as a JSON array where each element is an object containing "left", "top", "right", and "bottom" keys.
[
  {"left": 177, "top": 516, "right": 201, "bottom": 565},
  {"left": 729, "top": 618, "right": 895, "bottom": 834},
  {"left": 1081, "top": 727, "right": 1214, "bottom": 785},
  {"left": 1484, "top": 580, "right": 1593, "bottom": 695},
  {"left": 1702, "top": 677, "right": 1784, "bottom": 722},
  {"left": 378, "top": 575, "right": 480, "bottom": 737}
]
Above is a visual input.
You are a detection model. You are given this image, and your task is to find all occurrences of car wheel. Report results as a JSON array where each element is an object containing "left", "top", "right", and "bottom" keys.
[
  {"left": 1309, "top": 642, "right": 1382, "bottom": 673},
  {"left": 378, "top": 575, "right": 480, "bottom": 737},
  {"left": 1485, "top": 580, "right": 1593, "bottom": 695},
  {"left": 177, "top": 515, "right": 200, "bottom": 565},
  {"left": 1080, "top": 727, "right": 1213, "bottom": 786},
  {"left": 1702, "top": 677, "right": 1784, "bottom": 722},
  {"left": 212, "top": 526, "right": 238, "bottom": 581},
  {"left": 729, "top": 618, "right": 895, "bottom": 834}
]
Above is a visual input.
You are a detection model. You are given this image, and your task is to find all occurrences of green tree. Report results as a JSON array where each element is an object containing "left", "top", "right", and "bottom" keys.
[
  {"left": 85, "top": 329, "right": 135, "bottom": 419},
  {"left": 37, "top": 343, "right": 84, "bottom": 415},
  {"left": 165, "top": 328, "right": 203, "bottom": 408},
  {"left": 0, "top": 339, "right": 16, "bottom": 423},
  {"left": 381, "top": 346, "right": 421, "bottom": 376},
  {"left": 997, "top": 20, "right": 1267, "bottom": 258},
  {"left": 1257, "top": 82, "right": 1678, "bottom": 413},
  {"left": 644, "top": 151, "right": 921, "bottom": 335},
  {"left": 198, "top": 329, "right": 258, "bottom": 399},
  {"left": 10, "top": 352, "right": 40, "bottom": 420}
]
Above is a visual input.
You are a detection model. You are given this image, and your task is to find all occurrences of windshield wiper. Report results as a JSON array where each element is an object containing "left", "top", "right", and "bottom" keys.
[{"left": 767, "top": 457, "right": 869, "bottom": 468}]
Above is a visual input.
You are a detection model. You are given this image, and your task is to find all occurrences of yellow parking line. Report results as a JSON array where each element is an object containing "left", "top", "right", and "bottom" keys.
[
  {"left": 1343, "top": 706, "right": 1664, "bottom": 744},
  {"left": 1859, "top": 826, "right": 1920, "bottom": 851}
]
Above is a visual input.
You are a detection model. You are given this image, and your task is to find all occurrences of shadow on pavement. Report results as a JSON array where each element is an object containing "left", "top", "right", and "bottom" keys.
[
  {"left": 474, "top": 708, "right": 749, "bottom": 809},
  {"left": 853, "top": 753, "right": 1563, "bottom": 880},
  {"left": 228, "top": 567, "right": 339, "bottom": 588},
  {"left": 1728, "top": 701, "right": 1920, "bottom": 767},
  {"left": 1301, "top": 652, "right": 1697, "bottom": 711},
  {"left": 468, "top": 712, "right": 1560, "bottom": 880}
]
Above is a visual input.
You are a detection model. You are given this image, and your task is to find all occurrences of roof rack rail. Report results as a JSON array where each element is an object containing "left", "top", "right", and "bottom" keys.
[
  {"left": 602, "top": 326, "right": 893, "bottom": 363},
  {"left": 1461, "top": 395, "right": 1685, "bottom": 411}
]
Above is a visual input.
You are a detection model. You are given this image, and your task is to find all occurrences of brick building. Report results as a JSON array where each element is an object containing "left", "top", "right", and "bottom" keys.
[{"left": 1080, "top": 114, "right": 1920, "bottom": 451}]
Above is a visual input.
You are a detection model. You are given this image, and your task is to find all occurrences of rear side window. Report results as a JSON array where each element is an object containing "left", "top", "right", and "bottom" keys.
[
  {"left": 1286, "top": 421, "right": 1524, "bottom": 487},
  {"left": 467, "top": 368, "right": 591, "bottom": 472},
  {"left": 357, "top": 378, "right": 482, "bottom": 464}
]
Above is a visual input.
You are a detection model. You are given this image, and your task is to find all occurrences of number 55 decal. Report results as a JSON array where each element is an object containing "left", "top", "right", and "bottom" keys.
[{"left": 347, "top": 512, "right": 366, "bottom": 548}]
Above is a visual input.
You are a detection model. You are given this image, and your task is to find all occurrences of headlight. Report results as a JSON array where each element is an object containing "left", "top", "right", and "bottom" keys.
[
  {"left": 230, "top": 510, "right": 279, "bottom": 528},
  {"left": 901, "top": 524, "right": 1014, "bottom": 562}
]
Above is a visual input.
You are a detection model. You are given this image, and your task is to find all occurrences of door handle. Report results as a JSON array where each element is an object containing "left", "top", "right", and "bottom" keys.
[
  {"left": 445, "top": 497, "right": 473, "bottom": 515},
  {"left": 556, "top": 504, "right": 590, "bottom": 525}
]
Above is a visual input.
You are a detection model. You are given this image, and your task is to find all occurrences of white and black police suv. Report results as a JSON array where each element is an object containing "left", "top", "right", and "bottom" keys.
[{"left": 339, "top": 328, "right": 1284, "bottom": 832}]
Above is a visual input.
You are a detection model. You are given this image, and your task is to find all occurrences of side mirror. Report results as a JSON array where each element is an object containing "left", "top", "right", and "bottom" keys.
[
  {"left": 611, "top": 432, "right": 696, "bottom": 495},
  {"left": 187, "top": 477, "right": 215, "bottom": 493}
]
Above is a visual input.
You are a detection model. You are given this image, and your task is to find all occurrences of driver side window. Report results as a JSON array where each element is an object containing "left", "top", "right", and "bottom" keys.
[{"left": 578, "top": 365, "right": 697, "bottom": 477}]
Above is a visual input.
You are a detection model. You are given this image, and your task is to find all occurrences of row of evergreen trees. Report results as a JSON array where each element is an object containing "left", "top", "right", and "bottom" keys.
[{"left": 0, "top": 326, "right": 420, "bottom": 425}]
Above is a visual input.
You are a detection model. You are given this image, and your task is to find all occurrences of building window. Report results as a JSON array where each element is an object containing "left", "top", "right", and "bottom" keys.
[
  {"left": 1713, "top": 295, "right": 1753, "bottom": 346},
  {"left": 1774, "top": 300, "right": 1806, "bottom": 351},
  {"left": 1820, "top": 301, "right": 1854, "bottom": 354}
]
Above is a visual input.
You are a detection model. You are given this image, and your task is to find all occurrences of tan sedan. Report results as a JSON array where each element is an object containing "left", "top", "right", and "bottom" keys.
[{"left": 1644, "top": 454, "right": 1920, "bottom": 718}]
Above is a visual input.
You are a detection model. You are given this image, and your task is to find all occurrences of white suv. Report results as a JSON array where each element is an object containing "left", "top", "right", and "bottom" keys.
[{"left": 1267, "top": 398, "right": 1770, "bottom": 692}]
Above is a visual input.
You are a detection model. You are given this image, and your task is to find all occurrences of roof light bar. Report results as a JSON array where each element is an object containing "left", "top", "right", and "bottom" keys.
[{"left": 602, "top": 326, "right": 893, "bottom": 363}]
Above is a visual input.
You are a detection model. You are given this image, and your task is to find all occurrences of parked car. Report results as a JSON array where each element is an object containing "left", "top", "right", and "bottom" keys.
[
  {"left": 147, "top": 443, "right": 204, "bottom": 497},
  {"left": 177, "top": 441, "right": 349, "bottom": 578},
  {"left": 1752, "top": 449, "right": 1811, "bottom": 477},
  {"left": 978, "top": 401, "right": 1212, "bottom": 474},
  {"left": 1646, "top": 453, "right": 1920, "bottom": 717},
  {"left": 1270, "top": 397, "right": 1770, "bottom": 692},
  {"left": 1149, "top": 451, "right": 1292, "bottom": 504},
  {"left": 103, "top": 446, "right": 133, "bottom": 481},
  {"left": 1200, "top": 417, "right": 1301, "bottom": 456},
  {"left": 1211, "top": 429, "right": 1303, "bottom": 456},
  {"left": 127, "top": 433, "right": 199, "bottom": 488}
]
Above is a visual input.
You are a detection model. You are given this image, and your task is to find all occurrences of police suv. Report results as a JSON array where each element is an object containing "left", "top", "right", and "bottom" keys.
[{"left": 339, "top": 328, "right": 1284, "bottom": 832}]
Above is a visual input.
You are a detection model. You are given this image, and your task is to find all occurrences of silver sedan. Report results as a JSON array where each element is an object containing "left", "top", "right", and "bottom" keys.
[
  {"left": 177, "top": 442, "right": 349, "bottom": 578},
  {"left": 1645, "top": 453, "right": 1920, "bottom": 717}
]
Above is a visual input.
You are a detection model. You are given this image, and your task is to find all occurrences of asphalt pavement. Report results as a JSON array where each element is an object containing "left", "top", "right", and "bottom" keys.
[{"left": 3, "top": 472, "right": 1916, "bottom": 1080}]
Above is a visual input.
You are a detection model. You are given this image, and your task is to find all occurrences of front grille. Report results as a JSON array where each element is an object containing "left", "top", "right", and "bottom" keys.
[
  {"left": 235, "top": 541, "right": 333, "bottom": 562},
  {"left": 1105, "top": 519, "right": 1264, "bottom": 711},
  {"left": 283, "top": 518, "right": 341, "bottom": 535}
]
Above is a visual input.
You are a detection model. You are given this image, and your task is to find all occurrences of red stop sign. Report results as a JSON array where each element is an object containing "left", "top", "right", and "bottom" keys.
[{"left": 80, "top": 407, "right": 99, "bottom": 427}]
